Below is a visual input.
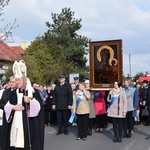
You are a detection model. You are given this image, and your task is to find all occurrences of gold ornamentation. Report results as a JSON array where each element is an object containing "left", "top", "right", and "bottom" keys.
[
  {"left": 12, "top": 60, "right": 27, "bottom": 78},
  {"left": 97, "top": 45, "right": 118, "bottom": 66}
]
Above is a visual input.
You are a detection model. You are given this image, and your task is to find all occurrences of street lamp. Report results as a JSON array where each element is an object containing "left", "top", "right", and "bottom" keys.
[{"left": 129, "top": 54, "right": 131, "bottom": 78}]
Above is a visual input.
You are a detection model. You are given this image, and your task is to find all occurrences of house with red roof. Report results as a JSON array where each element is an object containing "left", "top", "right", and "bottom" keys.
[{"left": 0, "top": 40, "right": 26, "bottom": 84}]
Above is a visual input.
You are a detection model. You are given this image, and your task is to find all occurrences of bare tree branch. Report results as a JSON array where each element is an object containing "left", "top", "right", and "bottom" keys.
[
  {"left": 0, "top": 0, "right": 10, "bottom": 16},
  {"left": 0, "top": 0, "right": 19, "bottom": 42},
  {"left": 0, "top": 19, "right": 19, "bottom": 42}
]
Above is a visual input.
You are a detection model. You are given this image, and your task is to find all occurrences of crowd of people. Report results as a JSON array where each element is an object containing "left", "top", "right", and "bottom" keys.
[{"left": 0, "top": 72, "right": 150, "bottom": 149}]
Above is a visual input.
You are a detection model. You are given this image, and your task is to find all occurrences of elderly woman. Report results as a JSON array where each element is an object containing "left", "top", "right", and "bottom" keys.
[
  {"left": 73, "top": 82, "right": 90, "bottom": 141},
  {"left": 107, "top": 80, "right": 127, "bottom": 143},
  {"left": 84, "top": 80, "right": 96, "bottom": 135}
]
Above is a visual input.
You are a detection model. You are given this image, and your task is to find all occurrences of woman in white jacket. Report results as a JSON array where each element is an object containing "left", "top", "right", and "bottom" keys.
[{"left": 107, "top": 80, "right": 127, "bottom": 143}]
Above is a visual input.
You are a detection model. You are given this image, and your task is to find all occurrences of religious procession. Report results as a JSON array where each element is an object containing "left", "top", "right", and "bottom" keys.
[{"left": 0, "top": 59, "right": 150, "bottom": 150}]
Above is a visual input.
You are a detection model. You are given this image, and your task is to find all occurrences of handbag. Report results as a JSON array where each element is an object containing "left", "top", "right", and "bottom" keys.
[{"left": 141, "top": 109, "right": 149, "bottom": 116}]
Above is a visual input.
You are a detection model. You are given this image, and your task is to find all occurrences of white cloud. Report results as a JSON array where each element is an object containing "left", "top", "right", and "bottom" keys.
[
  {"left": 123, "top": 53, "right": 150, "bottom": 76},
  {"left": 1, "top": 0, "right": 150, "bottom": 75}
]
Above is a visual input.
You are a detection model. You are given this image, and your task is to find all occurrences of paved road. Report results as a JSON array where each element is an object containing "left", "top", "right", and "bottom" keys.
[{"left": 44, "top": 123, "right": 150, "bottom": 150}]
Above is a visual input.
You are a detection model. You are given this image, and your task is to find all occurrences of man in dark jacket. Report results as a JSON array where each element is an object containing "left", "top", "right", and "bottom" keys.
[
  {"left": 0, "top": 76, "right": 17, "bottom": 148},
  {"left": 0, "top": 76, "right": 17, "bottom": 109},
  {"left": 52, "top": 74, "right": 73, "bottom": 135},
  {"left": 146, "top": 81, "right": 150, "bottom": 124},
  {"left": 140, "top": 80, "right": 149, "bottom": 124},
  {"left": 74, "top": 76, "right": 79, "bottom": 91},
  {"left": 145, "top": 81, "right": 150, "bottom": 140}
]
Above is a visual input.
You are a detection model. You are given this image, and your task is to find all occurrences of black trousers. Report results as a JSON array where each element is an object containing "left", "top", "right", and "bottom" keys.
[
  {"left": 88, "top": 118, "right": 94, "bottom": 130},
  {"left": 95, "top": 114, "right": 106, "bottom": 128},
  {"left": 146, "top": 110, "right": 150, "bottom": 125},
  {"left": 77, "top": 114, "right": 89, "bottom": 138},
  {"left": 50, "top": 110, "right": 57, "bottom": 125},
  {"left": 148, "top": 110, "right": 150, "bottom": 122},
  {"left": 112, "top": 118, "right": 123, "bottom": 137},
  {"left": 0, "top": 126, "right": 2, "bottom": 147},
  {"left": 45, "top": 109, "right": 50, "bottom": 125},
  {"left": 123, "top": 111, "right": 133, "bottom": 134},
  {"left": 56, "top": 110, "right": 70, "bottom": 132}
]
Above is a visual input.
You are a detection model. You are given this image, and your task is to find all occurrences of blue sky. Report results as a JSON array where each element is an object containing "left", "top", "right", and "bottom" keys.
[{"left": 1, "top": 0, "right": 150, "bottom": 76}]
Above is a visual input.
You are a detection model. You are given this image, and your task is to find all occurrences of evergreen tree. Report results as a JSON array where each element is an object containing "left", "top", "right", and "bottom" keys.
[
  {"left": 44, "top": 7, "right": 90, "bottom": 79},
  {"left": 18, "top": 7, "right": 90, "bottom": 84},
  {"left": 23, "top": 37, "right": 55, "bottom": 84}
]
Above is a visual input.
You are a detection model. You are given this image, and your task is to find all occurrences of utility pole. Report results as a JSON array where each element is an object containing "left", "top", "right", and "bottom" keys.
[{"left": 129, "top": 54, "right": 131, "bottom": 78}]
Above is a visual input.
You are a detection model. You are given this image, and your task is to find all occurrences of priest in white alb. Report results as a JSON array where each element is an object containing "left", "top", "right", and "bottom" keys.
[{"left": 2, "top": 60, "right": 45, "bottom": 150}]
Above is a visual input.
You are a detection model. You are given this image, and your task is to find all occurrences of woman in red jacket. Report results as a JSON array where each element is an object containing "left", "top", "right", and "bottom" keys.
[{"left": 94, "top": 91, "right": 106, "bottom": 132}]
